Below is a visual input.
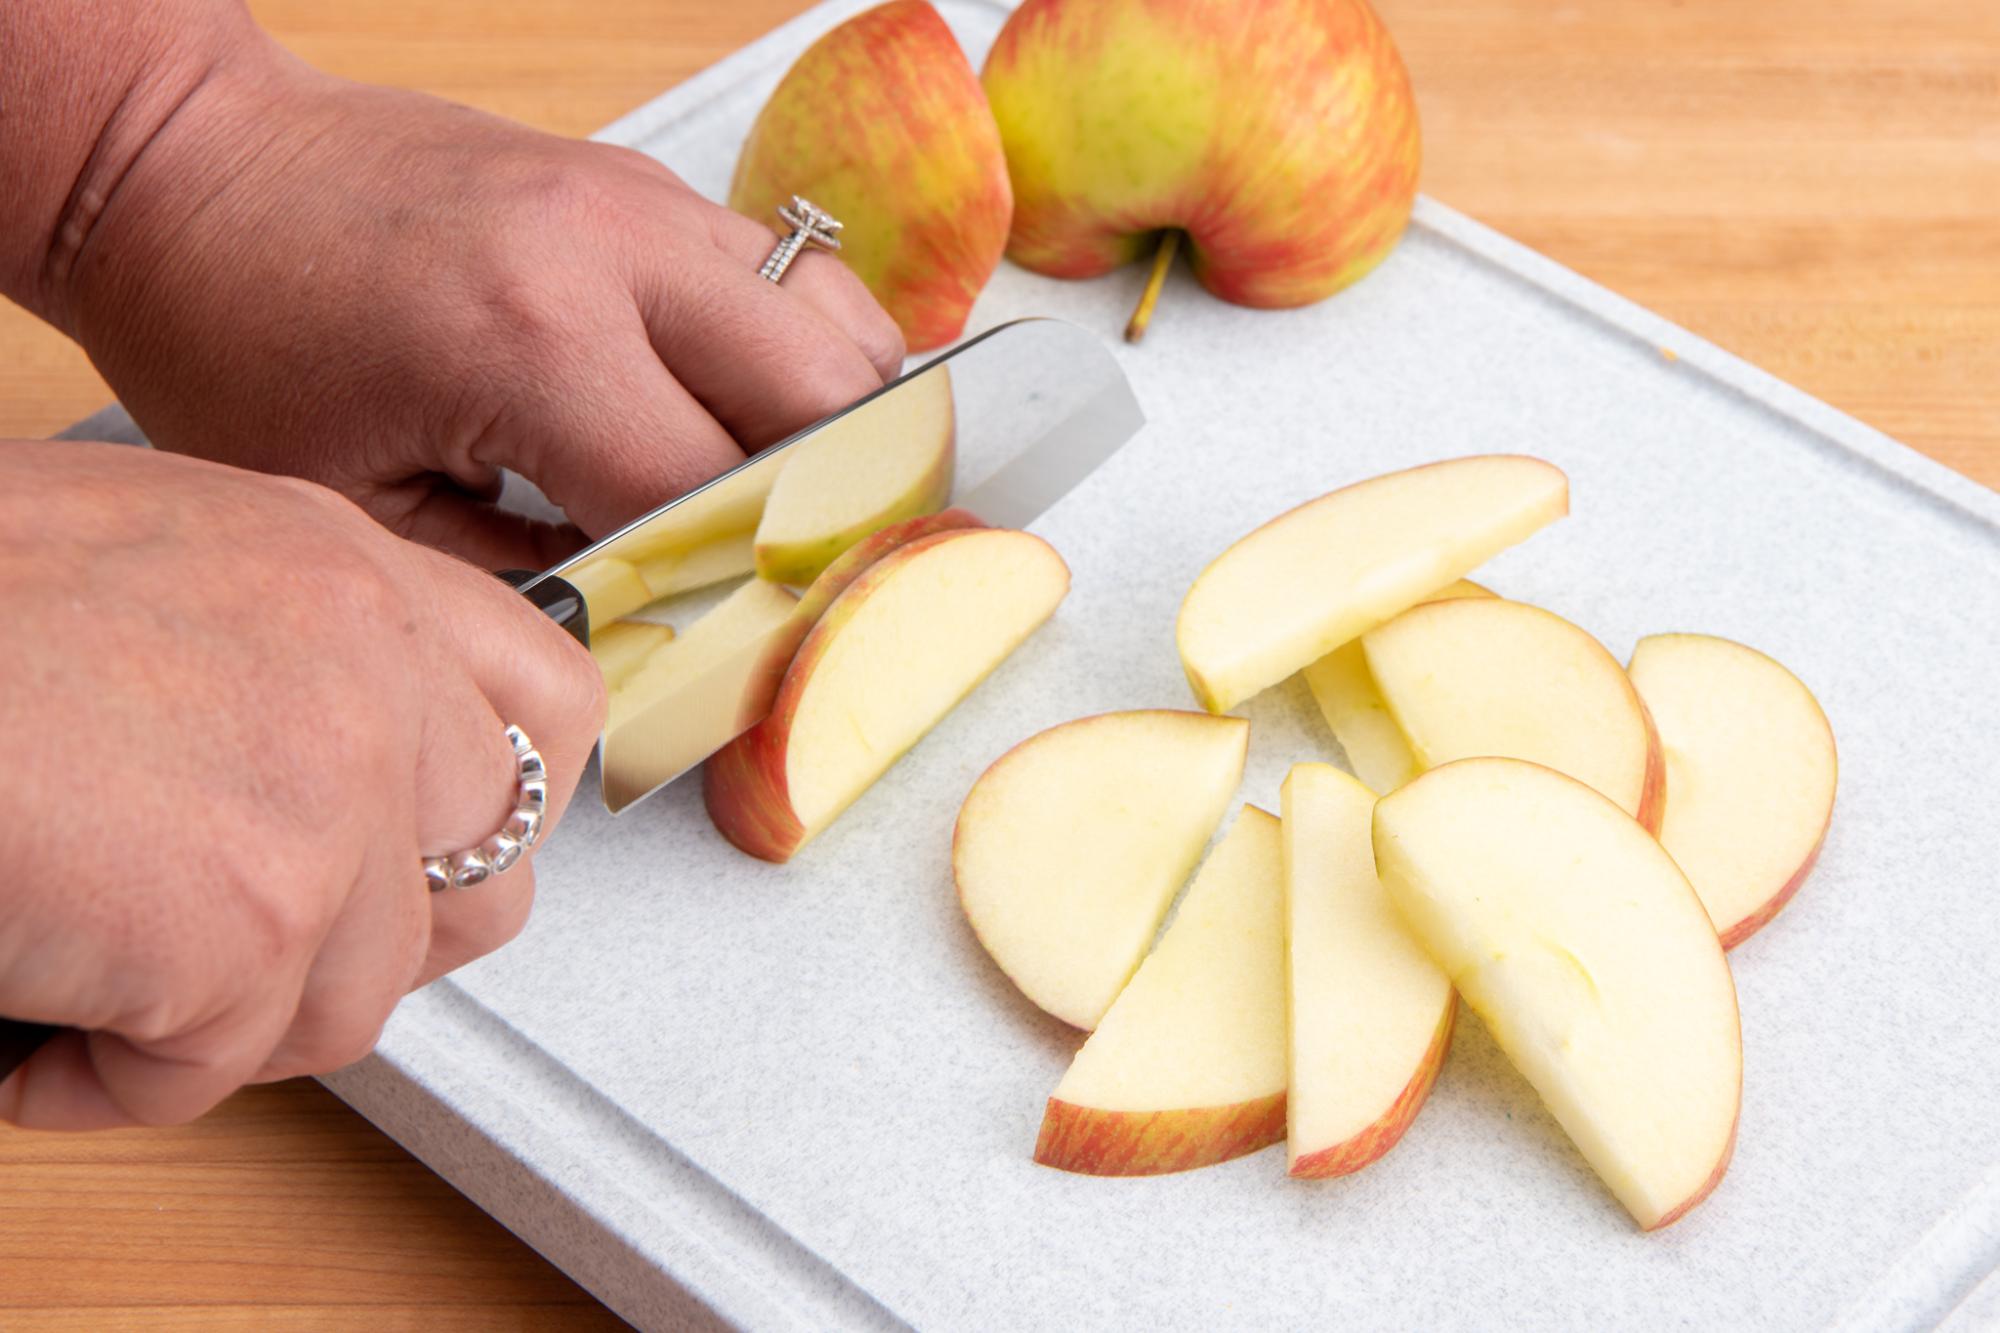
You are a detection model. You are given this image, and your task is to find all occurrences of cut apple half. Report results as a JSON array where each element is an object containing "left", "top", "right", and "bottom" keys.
[
  {"left": 1628, "top": 633, "right": 1837, "bottom": 948},
  {"left": 1362, "top": 597, "right": 1665, "bottom": 831},
  {"left": 1373, "top": 758, "right": 1742, "bottom": 1230},
  {"left": 706, "top": 526, "right": 1068, "bottom": 862},
  {"left": 1281, "top": 763, "right": 1454, "bottom": 1178},
  {"left": 954, "top": 710, "right": 1250, "bottom": 1030},
  {"left": 1175, "top": 455, "right": 1567, "bottom": 713},
  {"left": 1035, "top": 806, "right": 1286, "bottom": 1176},
  {"left": 753, "top": 365, "right": 956, "bottom": 586},
  {"left": 1301, "top": 579, "right": 1493, "bottom": 793}
]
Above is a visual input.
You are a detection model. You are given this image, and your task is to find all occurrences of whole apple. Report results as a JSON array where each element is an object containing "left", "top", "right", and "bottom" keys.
[
  {"left": 731, "top": 0, "right": 1012, "bottom": 352},
  {"left": 982, "top": 0, "right": 1421, "bottom": 338}
]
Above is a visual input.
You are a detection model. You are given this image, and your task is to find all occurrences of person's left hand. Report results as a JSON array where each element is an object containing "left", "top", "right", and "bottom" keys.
[{"left": 52, "top": 31, "right": 906, "bottom": 571}]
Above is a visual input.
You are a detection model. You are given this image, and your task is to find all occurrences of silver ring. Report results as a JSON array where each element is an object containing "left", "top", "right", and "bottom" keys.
[
  {"left": 758, "top": 195, "right": 842, "bottom": 284},
  {"left": 423, "top": 724, "right": 548, "bottom": 892}
]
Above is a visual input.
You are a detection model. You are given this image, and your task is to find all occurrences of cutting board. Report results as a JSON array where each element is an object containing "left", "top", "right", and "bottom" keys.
[{"left": 274, "top": 1, "right": 2000, "bottom": 1327}]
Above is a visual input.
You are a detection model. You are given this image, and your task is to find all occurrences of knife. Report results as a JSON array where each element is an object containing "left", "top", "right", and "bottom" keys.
[{"left": 0, "top": 317, "right": 1143, "bottom": 1084}]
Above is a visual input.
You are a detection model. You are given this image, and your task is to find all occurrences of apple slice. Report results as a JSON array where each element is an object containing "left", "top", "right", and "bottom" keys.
[
  {"left": 1035, "top": 806, "right": 1286, "bottom": 1176},
  {"left": 1373, "top": 758, "right": 1741, "bottom": 1230},
  {"left": 1301, "top": 579, "right": 1493, "bottom": 793},
  {"left": 565, "top": 556, "right": 654, "bottom": 626},
  {"left": 1363, "top": 597, "right": 1665, "bottom": 831},
  {"left": 706, "top": 527, "right": 1068, "bottom": 862},
  {"left": 635, "top": 531, "right": 755, "bottom": 601},
  {"left": 954, "top": 710, "right": 1249, "bottom": 1030},
  {"left": 1280, "top": 763, "right": 1454, "bottom": 1178},
  {"left": 1627, "top": 633, "right": 1837, "bottom": 948},
  {"left": 1176, "top": 456, "right": 1567, "bottom": 713},
  {"left": 591, "top": 620, "right": 675, "bottom": 691},
  {"left": 607, "top": 578, "right": 800, "bottom": 736},
  {"left": 753, "top": 366, "right": 956, "bottom": 586}
]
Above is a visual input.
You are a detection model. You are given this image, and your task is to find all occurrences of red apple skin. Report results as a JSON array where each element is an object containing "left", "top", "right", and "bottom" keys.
[
  {"left": 1717, "top": 822, "right": 1828, "bottom": 951},
  {"left": 1289, "top": 996, "right": 1457, "bottom": 1180},
  {"left": 730, "top": 1, "right": 1012, "bottom": 351},
  {"left": 1647, "top": 1112, "right": 1739, "bottom": 1231},
  {"left": 983, "top": 0, "right": 1420, "bottom": 309},
  {"left": 1034, "top": 1090, "right": 1287, "bottom": 1176},
  {"left": 1635, "top": 696, "right": 1668, "bottom": 837}
]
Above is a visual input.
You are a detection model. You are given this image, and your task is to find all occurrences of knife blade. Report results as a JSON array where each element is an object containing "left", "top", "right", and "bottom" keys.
[{"left": 527, "top": 317, "right": 1143, "bottom": 813}]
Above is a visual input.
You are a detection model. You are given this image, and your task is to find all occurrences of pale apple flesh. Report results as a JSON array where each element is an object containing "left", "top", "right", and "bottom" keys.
[
  {"left": 1628, "top": 633, "right": 1837, "bottom": 948},
  {"left": 1362, "top": 596, "right": 1665, "bottom": 832},
  {"left": 1373, "top": 758, "right": 1742, "bottom": 1230},
  {"left": 1301, "top": 579, "right": 1493, "bottom": 793},
  {"left": 752, "top": 365, "right": 956, "bottom": 587},
  {"left": 730, "top": 0, "right": 1012, "bottom": 350},
  {"left": 1036, "top": 806, "right": 1287, "bottom": 1176},
  {"left": 1176, "top": 455, "right": 1568, "bottom": 713},
  {"left": 591, "top": 620, "right": 676, "bottom": 691},
  {"left": 606, "top": 578, "right": 800, "bottom": 738},
  {"left": 635, "top": 531, "right": 755, "bottom": 601},
  {"left": 982, "top": 0, "right": 1420, "bottom": 316},
  {"left": 1281, "top": 763, "right": 1456, "bottom": 1178},
  {"left": 706, "top": 527, "right": 1069, "bottom": 862},
  {"left": 954, "top": 710, "right": 1249, "bottom": 1030}
]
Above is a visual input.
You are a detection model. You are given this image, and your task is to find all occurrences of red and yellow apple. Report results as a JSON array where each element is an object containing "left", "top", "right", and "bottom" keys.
[
  {"left": 1374, "top": 758, "right": 1742, "bottom": 1230},
  {"left": 1034, "top": 806, "right": 1286, "bottom": 1175},
  {"left": 954, "top": 709, "right": 1249, "bottom": 1030},
  {"left": 1176, "top": 455, "right": 1568, "bottom": 713},
  {"left": 706, "top": 527, "right": 1068, "bottom": 862},
  {"left": 1627, "top": 633, "right": 1837, "bottom": 948},
  {"left": 982, "top": 0, "right": 1421, "bottom": 339},
  {"left": 1280, "top": 763, "right": 1454, "bottom": 1178},
  {"left": 731, "top": 0, "right": 1012, "bottom": 351}
]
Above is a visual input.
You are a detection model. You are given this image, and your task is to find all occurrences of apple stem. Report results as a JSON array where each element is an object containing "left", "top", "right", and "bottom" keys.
[{"left": 1124, "top": 231, "right": 1181, "bottom": 344}]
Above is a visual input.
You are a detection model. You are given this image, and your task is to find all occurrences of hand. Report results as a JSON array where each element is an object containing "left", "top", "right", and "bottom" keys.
[
  {"left": 54, "top": 31, "right": 906, "bottom": 570},
  {"left": 0, "top": 441, "right": 605, "bottom": 1129}
]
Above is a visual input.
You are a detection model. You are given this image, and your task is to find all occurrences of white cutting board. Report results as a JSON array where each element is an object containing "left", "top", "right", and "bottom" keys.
[{"left": 305, "top": 2, "right": 2000, "bottom": 1328}]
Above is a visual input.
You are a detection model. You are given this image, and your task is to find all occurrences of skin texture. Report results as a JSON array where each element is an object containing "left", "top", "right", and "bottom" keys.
[
  {"left": 0, "top": 442, "right": 604, "bottom": 1131},
  {"left": 1034, "top": 1091, "right": 1286, "bottom": 1176},
  {"left": 983, "top": 0, "right": 1420, "bottom": 308},
  {"left": 731, "top": 0, "right": 1013, "bottom": 351},
  {"left": 4, "top": 0, "right": 906, "bottom": 573},
  {"left": 1290, "top": 1001, "right": 1455, "bottom": 1179}
]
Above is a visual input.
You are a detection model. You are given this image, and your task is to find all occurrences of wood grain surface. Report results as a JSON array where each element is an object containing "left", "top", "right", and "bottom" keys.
[{"left": 2, "top": 0, "right": 1995, "bottom": 1327}]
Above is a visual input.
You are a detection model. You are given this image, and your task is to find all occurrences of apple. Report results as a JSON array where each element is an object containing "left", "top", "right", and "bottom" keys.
[
  {"left": 564, "top": 555, "right": 654, "bottom": 626},
  {"left": 1301, "top": 579, "right": 1492, "bottom": 793},
  {"left": 753, "top": 365, "right": 956, "bottom": 586},
  {"left": 954, "top": 709, "right": 1249, "bottom": 1030},
  {"left": 1373, "top": 758, "right": 1741, "bottom": 1230},
  {"left": 1627, "top": 633, "right": 1837, "bottom": 948},
  {"left": 1176, "top": 456, "right": 1568, "bottom": 713},
  {"left": 1361, "top": 597, "right": 1665, "bottom": 831},
  {"left": 1280, "top": 762, "right": 1454, "bottom": 1178},
  {"left": 706, "top": 527, "right": 1069, "bottom": 862},
  {"left": 981, "top": 0, "right": 1421, "bottom": 340},
  {"left": 635, "top": 531, "right": 754, "bottom": 601},
  {"left": 590, "top": 620, "right": 675, "bottom": 691},
  {"left": 1034, "top": 806, "right": 1286, "bottom": 1175},
  {"left": 730, "top": 0, "right": 1012, "bottom": 351}
]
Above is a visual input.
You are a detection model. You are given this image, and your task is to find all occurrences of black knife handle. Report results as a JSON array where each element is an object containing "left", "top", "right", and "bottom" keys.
[{"left": 0, "top": 574, "right": 589, "bottom": 1091}]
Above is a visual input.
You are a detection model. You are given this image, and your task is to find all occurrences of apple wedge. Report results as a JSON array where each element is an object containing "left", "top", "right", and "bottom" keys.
[
  {"left": 954, "top": 710, "right": 1249, "bottom": 1030},
  {"left": 1628, "top": 633, "right": 1837, "bottom": 948},
  {"left": 753, "top": 366, "right": 955, "bottom": 586},
  {"left": 635, "top": 531, "right": 755, "bottom": 601},
  {"left": 1301, "top": 579, "right": 1493, "bottom": 793},
  {"left": 1363, "top": 597, "right": 1665, "bottom": 831},
  {"left": 591, "top": 620, "right": 675, "bottom": 691},
  {"left": 1175, "top": 456, "right": 1567, "bottom": 713},
  {"left": 1281, "top": 763, "right": 1454, "bottom": 1178},
  {"left": 565, "top": 555, "right": 655, "bottom": 626},
  {"left": 706, "top": 527, "right": 1067, "bottom": 862},
  {"left": 1373, "top": 758, "right": 1741, "bottom": 1230},
  {"left": 1034, "top": 806, "right": 1286, "bottom": 1176}
]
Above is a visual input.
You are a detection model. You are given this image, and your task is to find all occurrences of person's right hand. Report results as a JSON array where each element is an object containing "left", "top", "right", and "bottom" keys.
[{"left": 0, "top": 440, "right": 605, "bottom": 1130}]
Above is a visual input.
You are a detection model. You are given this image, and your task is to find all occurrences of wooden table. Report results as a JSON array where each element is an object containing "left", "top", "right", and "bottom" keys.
[{"left": 2, "top": 1, "right": 1994, "bottom": 1327}]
